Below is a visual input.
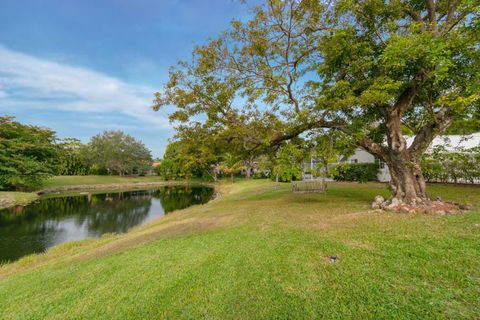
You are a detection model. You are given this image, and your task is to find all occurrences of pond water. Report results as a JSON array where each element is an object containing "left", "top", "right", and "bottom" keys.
[{"left": 0, "top": 185, "right": 214, "bottom": 263}]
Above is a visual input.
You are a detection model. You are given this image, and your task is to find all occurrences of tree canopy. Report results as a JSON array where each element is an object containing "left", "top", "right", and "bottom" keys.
[
  {"left": 154, "top": 0, "right": 480, "bottom": 207},
  {"left": 54, "top": 138, "right": 90, "bottom": 176},
  {"left": 86, "top": 131, "right": 153, "bottom": 176},
  {"left": 0, "top": 116, "right": 58, "bottom": 190}
]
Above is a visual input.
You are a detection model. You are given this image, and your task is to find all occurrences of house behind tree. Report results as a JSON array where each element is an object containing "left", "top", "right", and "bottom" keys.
[{"left": 304, "top": 133, "right": 480, "bottom": 183}]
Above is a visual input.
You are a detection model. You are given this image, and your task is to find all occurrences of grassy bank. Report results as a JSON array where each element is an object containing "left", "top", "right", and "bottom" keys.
[
  {"left": 43, "top": 175, "right": 166, "bottom": 187},
  {"left": 0, "top": 192, "right": 39, "bottom": 209},
  {"left": 0, "top": 180, "right": 479, "bottom": 319}
]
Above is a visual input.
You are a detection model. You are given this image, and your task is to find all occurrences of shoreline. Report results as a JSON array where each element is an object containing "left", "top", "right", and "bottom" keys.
[
  {"left": 37, "top": 181, "right": 214, "bottom": 195},
  {"left": 0, "top": 180, "right": 215, "bottom": 210},
  {"left": 0, "top": 192, "right": 39, "bottom": 210}
]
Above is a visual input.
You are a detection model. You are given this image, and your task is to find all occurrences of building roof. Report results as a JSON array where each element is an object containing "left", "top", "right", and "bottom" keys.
[{"left": 405, "top": 133, "right": 480, "bottom": 151}]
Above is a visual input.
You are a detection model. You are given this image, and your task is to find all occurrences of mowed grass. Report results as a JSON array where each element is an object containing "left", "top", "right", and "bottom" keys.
[
  {"left": 0, "top": 180, "right": 479, "bottom": 319},
  {"left": 43, "top": 175, "right": 166, "bottom": 187}
]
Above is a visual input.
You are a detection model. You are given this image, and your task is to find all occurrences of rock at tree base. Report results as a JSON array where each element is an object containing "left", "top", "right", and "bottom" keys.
[
  {"left": 372, "top": 198, "right": 470, "bottom": 215},
  {"left": 372, "top": 195, "right": 385, "bottom": 210},
  {"left": 459, "top": 204, "right": 472, "bottom": 211},
  {"left": 374, "top": 195, "right": 384, "bottom": 204}
]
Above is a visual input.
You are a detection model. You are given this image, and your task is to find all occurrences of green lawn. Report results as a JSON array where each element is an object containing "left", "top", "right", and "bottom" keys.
[
  {"left": 43, "top": 175, "right": 166, "bottom": 187},
  {"left": 0, "top": 180, "right": 479, "bottom": 319},
  {"left": 0, "top": 191, "right": 38, "bottom": 208}
]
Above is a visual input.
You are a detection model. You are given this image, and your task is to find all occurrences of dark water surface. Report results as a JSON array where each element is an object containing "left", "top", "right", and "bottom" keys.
[{"left": 0, "top": 186, "right": 214, "bottom": 262}]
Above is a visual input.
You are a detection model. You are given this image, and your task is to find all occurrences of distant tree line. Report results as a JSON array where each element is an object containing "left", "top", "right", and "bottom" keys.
[
  {"left": 155, "top": 122, "right": 352, "bottom": 183},
  {"left": 0, "top": 116, "right": 153, "bottom": 191},
  {"left": 156, "top": 124, "right": 480, "bottom": 185}
]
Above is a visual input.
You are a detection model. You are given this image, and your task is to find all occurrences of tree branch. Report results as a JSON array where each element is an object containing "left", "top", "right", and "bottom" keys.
[
  {"left": 425, "top": 0, "right": 438, "bottom": 34},
  {"left": 408, "top": 108, "right": 453, "bottom": 158},
  {"left": 269, "top": 118, "right": 347, "bottom": 146},
  {"left": 392, "top": 69, "right": 429, "bottom": 117}
]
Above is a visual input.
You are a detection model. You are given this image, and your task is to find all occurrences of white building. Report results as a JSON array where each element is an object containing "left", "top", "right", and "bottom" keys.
[
  {"left": 305, "top": 133, "right": 480, "bottom": 182},
  {"left": 339, "top": 148, "right": 390, "bottom": 182}
]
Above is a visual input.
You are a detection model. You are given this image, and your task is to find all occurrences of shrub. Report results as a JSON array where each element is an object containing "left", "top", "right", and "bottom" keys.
[
  {"left": 330, "top": 163, "right": 379, "bottom": 183},
  {"left": 421, "top": 146, "right": 480, "bottom": 183},
  {"left": 272, "top": 165, "right": 303, "bottom": 182},
  {"left": 271, "top": 143, "right": 305, "bottom": 182},
  {"left": 252, "top": 171, "right": 270, "bottom": 179}
]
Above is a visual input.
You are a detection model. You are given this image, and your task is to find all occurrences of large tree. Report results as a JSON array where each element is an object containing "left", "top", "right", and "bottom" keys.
[
  {"left": 158, "top": 124, "right": 221, "bottom": 180},
  {"left": 86, "top": 131, "right": 153, "bottom": 176},
  {"left": 0, "top": 116, "right": 58, "bottom": 190},
  {"left": 54, "top": 138, "right": 90, "bottom": 176},
  {"left": 154, "top": 0, "right": 479, "bottom": 208}
]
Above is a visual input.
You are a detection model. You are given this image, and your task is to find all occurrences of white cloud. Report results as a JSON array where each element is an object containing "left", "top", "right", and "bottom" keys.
[{"left": 0, "top": 45, "right": 170, "bottom": 128}]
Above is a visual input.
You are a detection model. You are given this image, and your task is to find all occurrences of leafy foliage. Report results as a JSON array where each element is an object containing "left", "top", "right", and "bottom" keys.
[
  {"left": 154, "top": 0, "right": 480, "bottom": 203},
  {"left": 422, "top": 146, "right": 480, "bottom": 183},
  {"left": 272, "top": 143, "right": 305, "bottom": 182},
  {"left": 155, "top": 143, "right": 201, "bottom": 180},
  {"left": 330, "top": 163, "right": 379, "bottom": 183},
  {"left": 157, "top": 125, "right": 221, "bottom": 180},
  {"left": 0, "top": 116, "right": 58, "bottom": 190},
  {"left": 218, "top": 153, "right": 245, "bottom": 182},
  {"left": 86, "top": 131, "right": 153, "bottom": 176},
  {"left": 53, "top": 138, "right": 90, "bottom": 176}
]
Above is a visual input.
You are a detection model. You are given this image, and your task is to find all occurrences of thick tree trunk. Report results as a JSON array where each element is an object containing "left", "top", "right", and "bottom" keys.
[
  {"left": 383, "top": 105, "right": 429, "bottom": 206},
  {"left": 245, "top": 167, "right": 251, "bottom": 179},
  {"left": 386, "top": 157, "right": 428, "bottom": 205}
]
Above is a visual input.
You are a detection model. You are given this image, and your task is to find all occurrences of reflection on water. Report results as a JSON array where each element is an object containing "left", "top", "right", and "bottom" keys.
[{"left": 0, "top": 186, "right": 214, "bottom": 262}]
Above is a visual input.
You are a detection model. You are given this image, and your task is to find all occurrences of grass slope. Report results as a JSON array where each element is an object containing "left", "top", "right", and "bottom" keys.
[{"left": 0, "top": 180, "right": 479, "bottom": 319}]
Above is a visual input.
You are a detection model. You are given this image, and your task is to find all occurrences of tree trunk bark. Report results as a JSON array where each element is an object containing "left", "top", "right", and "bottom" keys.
[
  {"left": 245, "top": 167, "right": 251, "bottom": 179},
  {"left": 386, "top": 157, "right": 428, "bottom": 205},
  {"left": 383, "top": 107, "right": 429, "bottom": 206}
]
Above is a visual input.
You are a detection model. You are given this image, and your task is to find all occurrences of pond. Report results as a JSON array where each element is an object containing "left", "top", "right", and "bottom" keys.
[{"left": 0, "top": 185, "right": 214, "bottom": 263}]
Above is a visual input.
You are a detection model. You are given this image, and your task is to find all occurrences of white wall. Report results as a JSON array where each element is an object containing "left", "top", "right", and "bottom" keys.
[
  {"left": 303, "top": 148, "right": 391, "bottom": 182},
  {"left": 345, "top": 148, "right": 376, "bottom": 163},
  {"left": 345, "top": 148, "right": 391, "bottom": 182}
]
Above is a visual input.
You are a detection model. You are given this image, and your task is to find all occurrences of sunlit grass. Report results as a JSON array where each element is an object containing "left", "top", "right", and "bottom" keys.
[
  {"left": 0, "top": 180, "right": 479, "bottom": 319},
  {"left": 0, "top": 191, "right": 38, "bottom": 208}
]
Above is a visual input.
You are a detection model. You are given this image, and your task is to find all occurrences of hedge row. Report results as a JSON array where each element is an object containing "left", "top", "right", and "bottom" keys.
[
  {"left": 422, "top": 147, "right": 480, "bottom": 184},
  {"left": 330, "top": 163, "right": 379, "bottom": 183}
]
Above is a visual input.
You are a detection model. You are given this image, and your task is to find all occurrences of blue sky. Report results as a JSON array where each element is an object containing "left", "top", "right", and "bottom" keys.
[{"left": 0, "top": 0, "right": 252, "bottom": 157}]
